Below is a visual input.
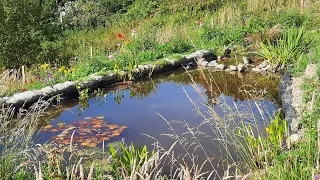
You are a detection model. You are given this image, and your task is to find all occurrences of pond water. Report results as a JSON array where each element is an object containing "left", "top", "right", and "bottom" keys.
[{"left": 37, "top": 67, "right": 280, "bottom": 176}]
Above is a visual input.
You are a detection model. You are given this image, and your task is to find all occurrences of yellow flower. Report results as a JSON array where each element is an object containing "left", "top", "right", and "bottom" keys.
[
  {"left": 58, "top": 66, "right": 66, "bottom": 72},
  {"left": 63, "top": 69, "right": 69, "bottom": 74},
  {"left": 71, "top": 67, "right": 76, "bottom": 72},
  {"left": 40, "top": 64, "right": 49, "bottom": 70}
]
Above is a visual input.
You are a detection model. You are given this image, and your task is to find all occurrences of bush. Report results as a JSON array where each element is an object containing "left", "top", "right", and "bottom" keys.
[{"left": 0, "top": 0, "right": 62, "bottom": 69}]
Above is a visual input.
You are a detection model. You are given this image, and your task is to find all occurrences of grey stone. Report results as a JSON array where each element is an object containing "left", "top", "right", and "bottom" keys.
[
  {"left": 261, "top": 67, "right": 268, "bottom": 71},
  {"left": 6, "top": 90, "right": 44, "bottom": 105},
  {"left": 229, "top": 65, "right": 237, "bottom": 71},
  {"left": 197, "top": 57, "right": 205, "bottom": 65},
  {"left": 224, "top": 68, "right": 232, "bottom": 72},
  {"left": 216, "top": 64, "right": 226, "bottom": 70},
  {"left": 208, "top": 60, "right": 218, "bottom": 67},
  {"left": 53, "top": 81, "right": 76, "bottom": 94},
  {"left": 252, "top": 68, "right": 261, "bottom": 72},
  {"left": 289, "top": 134, "right": 301, "bottom": 145},
  {"left": 201, "top": 61, "right": 209, "bottom": 67},
  {"left": 0, "top": 97, "right": 9, "bottom": 105},
  {"left": 257, "top": 61, "right": 268, "bottom": 69},
  {"left": 237, "top": 63, "right": 247, "bottom": 72},
  {"left": 41, "top": 86, "right": 56, "bottom": 95},
  {"left": 185, "top": 54, "right": 197, "bottom": 61},
  {"left": 243, "top": 56, "right": 251, "bottom": 64},
  {"left": 237, "top": 72, "right": 244, "bottom": 78},
  {"left": 138, "top": 65, "right": 144, "bottom": 72}
]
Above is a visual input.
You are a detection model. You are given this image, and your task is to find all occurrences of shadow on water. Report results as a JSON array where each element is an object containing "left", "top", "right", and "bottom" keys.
[{"left": 37, "top": 67, "right": 280, "bottom": 177}]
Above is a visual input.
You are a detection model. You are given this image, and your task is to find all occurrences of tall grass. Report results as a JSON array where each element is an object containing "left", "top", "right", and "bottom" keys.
[
  {"left": 258, "top": 27, "right": 308, "bottom": 68},
  {"left": 0, "top": 98, "right": 52, "bottom": 179}
]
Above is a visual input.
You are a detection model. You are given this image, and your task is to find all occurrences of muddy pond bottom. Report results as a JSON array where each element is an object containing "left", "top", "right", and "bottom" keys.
[{"left": 37, "top": 68, "right": 280, "bottom": 176}]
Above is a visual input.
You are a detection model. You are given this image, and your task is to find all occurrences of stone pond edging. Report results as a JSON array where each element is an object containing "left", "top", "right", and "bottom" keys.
[
  {"left": 0, "top": 50, "right": 216, "bottom": 108},
  {"left": 0, "top": 49, "right": 282, "bottom": 108},
  {"left": 278, "top": 68, "right": 297, "bottom": 131}
]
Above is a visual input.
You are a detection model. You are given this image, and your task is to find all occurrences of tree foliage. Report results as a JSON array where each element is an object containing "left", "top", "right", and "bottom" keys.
[{"left": 0, "top": 0, "right": 62, "bottom": 68}]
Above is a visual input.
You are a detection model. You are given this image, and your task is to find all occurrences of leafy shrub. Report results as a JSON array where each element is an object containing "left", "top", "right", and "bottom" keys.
[{"left": 0, "top": 0, "right": 62, "bottom": 69}]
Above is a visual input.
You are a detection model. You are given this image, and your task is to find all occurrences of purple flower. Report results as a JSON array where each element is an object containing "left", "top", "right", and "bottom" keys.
[
  {"left": 47, "top": 74, "right": 53, "bottom": 79},
  {"left": 40, "top": 78, "right": 45, "bottom": 83},
  {"left": 314, "top": 174, "right": 320, "bottom": 180}
]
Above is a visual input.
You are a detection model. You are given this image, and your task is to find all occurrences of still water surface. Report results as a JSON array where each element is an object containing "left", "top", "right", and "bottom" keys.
[{"left": 37, "top": 68, "right": 280, "bottom": 175}]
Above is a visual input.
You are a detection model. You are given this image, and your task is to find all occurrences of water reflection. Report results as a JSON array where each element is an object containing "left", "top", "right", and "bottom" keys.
[{"left": 37, "top": 68, "right": 280, "bottom": 177}]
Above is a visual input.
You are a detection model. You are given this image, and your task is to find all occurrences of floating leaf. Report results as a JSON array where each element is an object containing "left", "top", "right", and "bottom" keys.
[
  {"left": 50, "top": 129, "right": 59, "bottom": 133},
  {"left": 57, "top": 122, "right": 65, "bottom": 127},
  {"left": 87, "top": 143, "right": 97, "bottom": 147},
  {"left": 96, "top": 116, "right": 104, "bottom": 120},
  {"left": 100, "top": 137, "right": 110, "bottom": 141},
  {"left": 92, "top": 125, "right": 102, "bottom": 128},
  {"left": 80, "top": 142, "right": 89, "bottom": 146},
  {"left": 40, "top": 128, "right": 48, "bottom": 132},
  {"left": 44, "top": 125, "right": 53, "bottom": 129}
]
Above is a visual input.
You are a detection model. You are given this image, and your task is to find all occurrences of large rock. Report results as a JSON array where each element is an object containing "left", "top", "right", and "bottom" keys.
[
  {"left": 208, "top": 60, "right": 218, "bottom": 67},
  {"left": 41, "top": 86, "right": 56, "bottom": 95},
  {"left": 237, "top": 63, "right": 247, "bottom": 72},
  {"left": 252, "top": 68, "right": 261, "bottom": 72},
  {"left": 257, "top": 61, "right": 268, "bottom": 69},
  {"left": 138, "top": 65, "right": 144, "bottom": 72},
  {"left": 243, "top": 56, "right": 251, "bottom": 64},
  {"left": 53, "top": 81, "right": 76, "bottom": 94},
  {"left": 201, "top": 61, "right": 209, "bottom": 67},
  {"left": 6, "top": 90, "right": 44, "bottom": 105},
  {"left": 288, "top": 134, "right": 301, "bottom": 145},
  {"left": 216, "top": 64, "right": 226, "bottom": 70},
  {"left": 229, "top": 65, "right": 237, "bottom": 71}
]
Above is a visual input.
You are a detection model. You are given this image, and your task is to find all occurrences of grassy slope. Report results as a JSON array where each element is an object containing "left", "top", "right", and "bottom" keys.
[{"left": 2, "top": 0, "right": 320, "bottom": 179}]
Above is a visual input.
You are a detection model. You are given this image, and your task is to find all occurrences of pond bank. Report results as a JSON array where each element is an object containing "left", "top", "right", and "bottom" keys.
[{"left": 0, "top": 49, "right": 281, "bottom": 109}]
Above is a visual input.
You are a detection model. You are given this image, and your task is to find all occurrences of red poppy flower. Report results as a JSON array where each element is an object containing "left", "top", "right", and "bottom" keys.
[{"left": 117, "top": 33, "right": 125, "bottom": 40}]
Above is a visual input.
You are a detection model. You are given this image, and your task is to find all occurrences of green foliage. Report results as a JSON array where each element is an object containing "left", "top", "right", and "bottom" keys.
[
  {"left": 0, "top": 0, "right": 62, "bottom": 68},
  {"left": 109, "top": 142, "right": 155, "bottom": 178},
  {"left": 265, "top": 113, "right": 288, "bottom": 152},
  {"left": 258, "top": 27, "right": 308, "bottom": 67}
]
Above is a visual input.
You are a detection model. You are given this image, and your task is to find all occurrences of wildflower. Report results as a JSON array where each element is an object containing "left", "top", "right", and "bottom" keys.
[
  {"left": 199, "top": 20, "right": 204, "bottom": 26},
  {"left": 131, "top": 28, "right": 136, "bottom": 36},
  {"left": 117, "top": 43, "right": 121, "bottom": 47},
  {"left": 47, "top": 74, "right": 53, "bottom": 79},
  {"left": 24, "top": 80, "right": 27, "bottom": 83},
  {"left": 71, "top": 68, "right": 76, "bottom": 72},
  {"left": 58, "top": 66, "right": 66, "bottom": 72},
  {"left": 34, "top": 76, "right": 39, "bottom": 80},
  {"left": 315, "top": 174, "right": 320, "bottom": 180},
  {"left": 64, "top": 69, "right": 69, "bottom": 74},
  {"left": 134, "top": 88, "right": 138, "bottom": 92},
  {"left": 117, "top": 33, "right": 125, "bottom": 40},
  {"left": 40, "top": 78, "right": 45, "bottom": 83},
  {"left": 23, "top": 88, "right": 27, "bottom": 92},
  {"left": 41, "top": 63, "right": 49, "bottom": 70}
]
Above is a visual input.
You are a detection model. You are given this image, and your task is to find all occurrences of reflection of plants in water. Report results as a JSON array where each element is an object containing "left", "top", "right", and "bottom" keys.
[
  {"left": 113, "top": 89, "right": 125, "bottom": 105},
  {"left": 130, "top": 80, "right": 158, "bottom": 100}
]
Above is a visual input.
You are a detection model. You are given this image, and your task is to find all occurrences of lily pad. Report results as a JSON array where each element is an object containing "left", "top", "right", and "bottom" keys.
[
  {"left": 96, "top": 116, "right": 104, "bottom": 119},
  {"left": 50, "top": 129, "right": 59, "bottom": 133},
  {"left": 44, "top": 125, "right": 53, "bottom": 129}
]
